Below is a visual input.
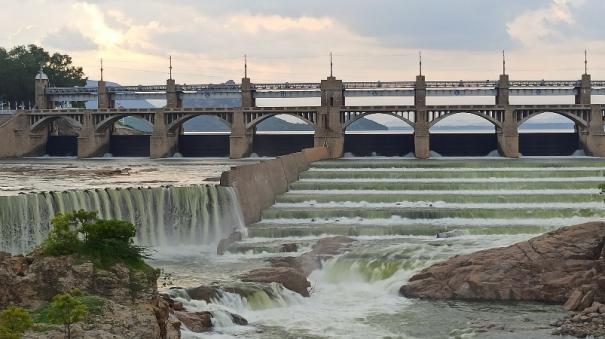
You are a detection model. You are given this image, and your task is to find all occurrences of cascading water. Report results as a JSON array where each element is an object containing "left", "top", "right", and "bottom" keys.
[
  {"left": 0, "top": 184, "right": 245, "bottom": 254},
  {"left": 150, "top": 158, "right": 605, "bottom": 339}
]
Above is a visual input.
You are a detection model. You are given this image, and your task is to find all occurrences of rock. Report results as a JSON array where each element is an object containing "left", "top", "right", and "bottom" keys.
[
  {"left": 400, "top": 222, "right": 605, "bottom": 307},
  {"left": 1, "top": 252, "right": 178, "bottom": 339},
  {"left": 186, "top": 285, "right": 221, "bottom": 302},
  {"left": 217, "top": 231, "right": 244, "bottom": 255},
  {"left": 564, "top": 289, "right": 585, "bottom": 311},
  {"left": 240, "top": 267, "right": 311, "bottom": 297},
  {"left": 279, "top": 243, "right": 299, "bottom": 253},
  {"left": 230, "top": 312, "right": 248, "bottom": 326},
  {"left": 175, "top": 311, "right": 213, "bottom": 332}
]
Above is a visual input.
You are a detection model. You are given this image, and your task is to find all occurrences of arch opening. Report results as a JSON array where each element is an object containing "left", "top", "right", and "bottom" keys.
[
  {"left": 35, "top": 116, "right": 82, "bottom": 157},
  {"left": 429, "top": 112, "right": 497, "bottom": 157},
  {"left": 252, "top": 114, "right": 314, "bottom": 157},
  {"left": 106, "top": 116, "right": 154, "bottom": 157},
  {"left": 518, "top": 112, "right": 580, "bottom": 156},
  {"left": 178, "top": 115, "right": 231, "bottom": 157},
  {"left": 344, "top": 113, "right": 413, "bottom": 157}
]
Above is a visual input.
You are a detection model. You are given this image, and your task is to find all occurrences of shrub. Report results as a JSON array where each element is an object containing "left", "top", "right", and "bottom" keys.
[
  {"left": 47, "top": 290, "right": 88, "bottom": 339},
  {"left": 0, "top": 305, "right": 33, "bottom": 338},
  {"left": 39, "top": 211, "right": 152, "bottom": 273}
]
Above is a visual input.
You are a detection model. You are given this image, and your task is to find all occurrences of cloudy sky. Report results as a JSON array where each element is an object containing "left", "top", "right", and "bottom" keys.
[{"left": 2, "top": 0, "right": 605, "bottom": 87}]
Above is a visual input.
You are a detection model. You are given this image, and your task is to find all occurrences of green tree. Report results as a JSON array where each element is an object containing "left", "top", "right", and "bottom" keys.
[
  {"left": 0, "top": 44, "right": 86, "bottom": 106},
  {"left": 47, "top": 290, "right": 88, "bottom": 339},
  {"left": 39, "top": 210, "right": 152, "bottom": 272},
  {"left": 0, "top": 305, "right": 33, "bottom": 339}
]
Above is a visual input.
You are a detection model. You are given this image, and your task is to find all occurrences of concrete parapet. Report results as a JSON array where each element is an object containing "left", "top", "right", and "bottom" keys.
[{"left": 220, "top": 147, "right": 330, "bottom": 225}]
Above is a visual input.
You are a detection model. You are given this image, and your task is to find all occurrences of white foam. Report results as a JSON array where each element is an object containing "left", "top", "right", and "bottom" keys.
[
  {"left": 273, "top": 201, "right": 605, "bottom": 210},
  {"left": 258, "top": 216, "right": 604, "bottom": 227},
  {"left": 299, "top": 177, "right": 605, "bottom": 183},
  {"left": 288, "top": 189, "right": 600, "bottom": 195},
  {"left": 308, "top": 166, "right": 605, "bottom": 172}
]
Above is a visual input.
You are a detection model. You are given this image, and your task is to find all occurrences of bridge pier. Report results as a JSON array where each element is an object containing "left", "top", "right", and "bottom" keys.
[
  {"left": 230, "top": 110, "right": 253, "bottom": 158},
  {"left": 77, "top": 113, "right": 110, "bottom": 158},
  {"left": 150, "top": 111, "right": 178, "bottom": 158},
  {"left": 579, "top": 105, "right": 605, "bottom": 156},
  {"left": 497, "top": 108, "right": 519, "bottom": 157},
  {"left": 413, "top": 124, "right": 430, "bottom": 159}
]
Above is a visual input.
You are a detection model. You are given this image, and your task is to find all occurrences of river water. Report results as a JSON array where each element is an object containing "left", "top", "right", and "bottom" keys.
[{"left": 1, "top": 157, "right": 604, "bottom": 338}]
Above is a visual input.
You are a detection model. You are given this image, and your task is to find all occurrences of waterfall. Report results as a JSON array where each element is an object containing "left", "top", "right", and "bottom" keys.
[{"left": 0, "top": 185, "right": 245, "bottom": 254}]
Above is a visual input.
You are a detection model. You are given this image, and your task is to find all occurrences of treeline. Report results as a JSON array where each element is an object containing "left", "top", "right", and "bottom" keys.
[{"left": 0, "top": 45, "right": 87, "bottom": 106}]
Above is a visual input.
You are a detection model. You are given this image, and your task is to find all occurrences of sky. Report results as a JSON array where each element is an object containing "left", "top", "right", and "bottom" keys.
[
  {"left": 2, "top": 0, "right": 604, "bottom": 127},
  {"left": 3, "top": 0, "right": 605, "bottom": 86}
]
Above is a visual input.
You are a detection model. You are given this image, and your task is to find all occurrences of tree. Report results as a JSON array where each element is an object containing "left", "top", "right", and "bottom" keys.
[
  {"left": 0, "top": 305, "right": 33, "bottom": 338},
  {"left": 39, "top": 211, "right": 151, "bottom": 272},
  {"left": 47, "top": 290, "right": 88, "bottom": 339},
  {"left": 0, "top": 45, "right": 86, "bottom": 105}
]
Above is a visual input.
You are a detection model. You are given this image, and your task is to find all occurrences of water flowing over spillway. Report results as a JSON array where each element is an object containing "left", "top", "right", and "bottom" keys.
[
  {"left": 0, "top": 185, "right": 245, "bottom": 254},
  {"left": 153, "top": 158, "right": 605, "bottom": 339}
]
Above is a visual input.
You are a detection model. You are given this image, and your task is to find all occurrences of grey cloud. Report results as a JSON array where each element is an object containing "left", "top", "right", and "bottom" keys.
[{"left": 43, "top": 27, "right": 98, "bottom": 51}]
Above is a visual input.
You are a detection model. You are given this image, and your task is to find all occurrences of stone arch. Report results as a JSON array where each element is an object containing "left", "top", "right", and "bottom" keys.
[
  {"left": 246, "top": 112, "right": 316, "bottom": 130},
  {"left": 428, "top": 110, "right": 502, "bottom": 129},
  {"left": 30, "top": 115, "right": 83, "bottom": 134},
  {"left": 167, "top": 113, "right": 232, "bottom": 134},
  {"left": 516, "top": 110, "right": 588, "bottom": 129},
  {"left": 95, "top": 113, "right": 155, "bottom": 133},
  {"left": 342, "top": 111, "right": 414, "bottom": 131}
]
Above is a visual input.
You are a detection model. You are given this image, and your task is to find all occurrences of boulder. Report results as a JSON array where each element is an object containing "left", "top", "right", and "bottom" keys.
[
  {"left": 400, "top": 222, "right": 605, "bottom": 307},
  {"left": 217, "top": 231, "right": 244, "bottom": 255},
  {"left": 174, "top": 311, "right": 212, "bottom": 332},
  {"left": 240, "top": 267, "right": 311, "bottom": 297}
]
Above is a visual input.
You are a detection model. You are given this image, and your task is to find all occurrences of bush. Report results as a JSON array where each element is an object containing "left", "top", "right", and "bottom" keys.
[
  {"left": 40, "top": 211, "right": 151, "bottom": 273},
  {"left": 47, "top": 290, "right": 88, "bottom": 339},
  {"left": 0, "top": 305, "right": 33, "bottom": 338}
]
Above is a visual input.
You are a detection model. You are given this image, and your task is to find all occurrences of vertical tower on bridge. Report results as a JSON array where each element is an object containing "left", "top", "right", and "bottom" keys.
[
  {"left": 496, "top": 52, "right": 518, "bottom": 157},
  {"left": 230, "top": 55, "right": 257, "bottom": 158},
  {"left": 315, "top": 57, "right": 345, "bottom": 158},
  {"left": 413, "top": 52, "right": 430, "bottom": 159},
  {"left": 34, "top": 68, "right": 50, "bottom": 109},
  {"left": 413, "top": 74, "right": 429, "bottom": 159},
  {"left": 97, "top": 59, "right": 114, "bottom": 109}
]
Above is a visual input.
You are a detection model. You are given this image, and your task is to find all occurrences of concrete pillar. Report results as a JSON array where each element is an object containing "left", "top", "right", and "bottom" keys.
[
  {"left": 8, "top": 113, "right": 49, "bottom": 157},
  {"left": 314, "top": 76, "right": 344, "bottom": 158},
  {"left": 77, "top": 113, "right": 110, "bottom": 158},
  {"left": 150, "top": 111, "right": 178, "bottom": 158},
  {"left": 34, "top": 71, "right": 50, "bottom": 109},
  {"left": 496, "top": 74, "right": 510, "bottom": 106},
  {"left": 241, "top": 77, "right": 256, "bottom": 107},
  {"left": 497, "top": 108, "right": 519, "bottom": 157},
  {"left": 413, "top": 75, "right": 430, "bottom": 159},
  {"left": 166, "top": 79, "right": 182, "bottom": 109},
  {"left": 97, "top": 81, "right": 114, "bottom": 109},
  {"left": 230, "top": 109, "right": 253, "bottom": 158},
  {"left": 579, "top": 104, "right": 605, "bottom": 156},
  {"left": 575, "top": 74, "right": 591, "bottom": 105}
]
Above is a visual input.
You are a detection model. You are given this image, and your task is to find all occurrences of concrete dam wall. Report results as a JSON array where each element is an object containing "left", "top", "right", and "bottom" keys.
[{"left": 220, "top": 147, "right": 331, "bottom": 225}]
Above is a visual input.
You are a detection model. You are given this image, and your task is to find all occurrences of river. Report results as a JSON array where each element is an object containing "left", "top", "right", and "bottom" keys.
[{"left": 1, "top": 157, "right": 604, "bottom": 338}]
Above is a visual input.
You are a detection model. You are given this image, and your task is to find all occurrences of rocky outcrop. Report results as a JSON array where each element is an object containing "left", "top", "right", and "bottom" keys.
[
  {"left": 552, "top": 301, "right": 605, "bottom": 337},
  {"left": 0, "top": 252, "right": 157, "bottom": 309},
  {"left": 0, "top": 251, "right": 182, "bottom": 339},
  {"left": 400, "top": 222, "right": 605, "bottom": 307}
]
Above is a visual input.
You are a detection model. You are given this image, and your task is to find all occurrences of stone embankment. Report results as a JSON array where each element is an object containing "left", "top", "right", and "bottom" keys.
[
  {"left": 399, "top": 221, "right": 605, "bottom": 338},
  {"left": 220, "top": 146, "right": 330, "bottom": 225}
]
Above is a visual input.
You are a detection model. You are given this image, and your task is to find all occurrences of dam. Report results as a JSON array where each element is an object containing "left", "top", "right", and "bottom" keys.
[{"left": 1, "top": 154, "right": 604, "bottom": 338}]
